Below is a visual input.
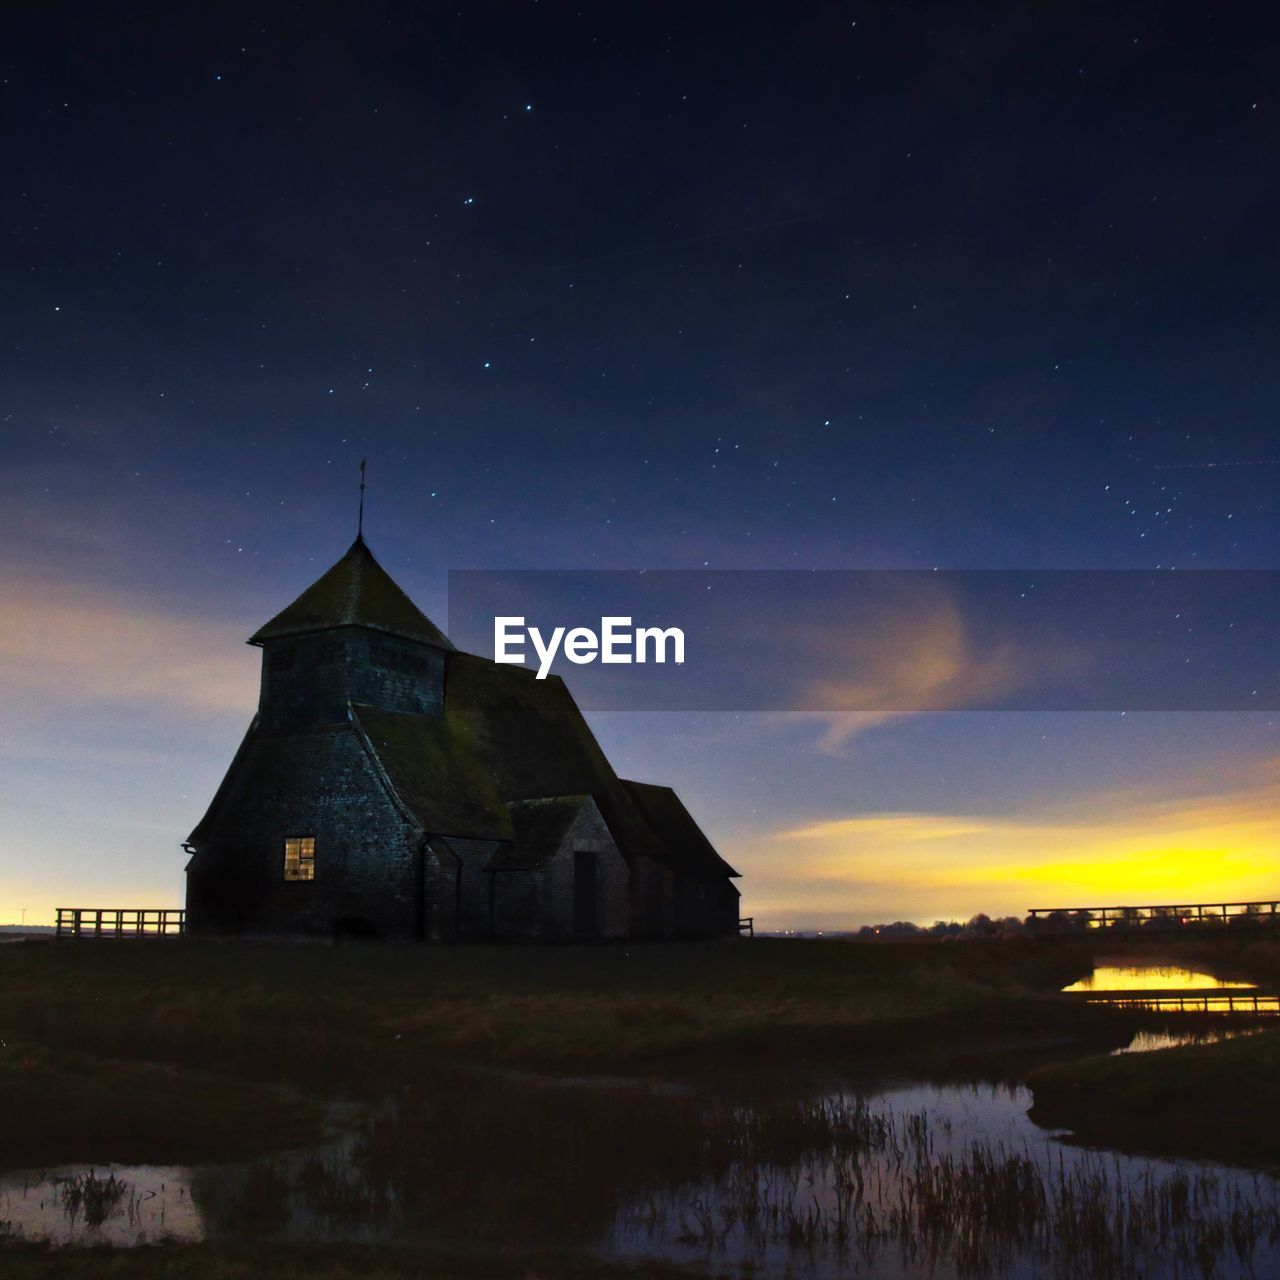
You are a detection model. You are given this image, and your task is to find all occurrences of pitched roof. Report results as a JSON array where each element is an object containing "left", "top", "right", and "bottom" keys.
[
  {"left": 188, "top": 642, "right": 738, "bottom": 886},
  {"left": 185, "top": 712, "right": 510, "bottom": 847},
  {"left": 248, "top": 537, "right": 454, "bottom": 649},
  {"left": 620, "top": 779, "right": 740, "bottom": 879},
  {"left": 350, "top": 703, "right": 512, "bottom": 840},
  {"left": 185, "top": 717, "right": 262, "bottom": 845},
  {"left": 487, "top": 796, "right": 592, "bottom": 870},
  {"left": 440, "top": 654, "right": 672, "bottom": 867}
]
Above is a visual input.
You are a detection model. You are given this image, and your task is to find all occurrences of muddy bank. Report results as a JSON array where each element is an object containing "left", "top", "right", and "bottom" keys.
[
  {"left": 0, "top": 1042, "right": 321, "bottom": 1170},
  {"left": 1029, "top": 1026, "right": 1280, "bottom": 1166}
]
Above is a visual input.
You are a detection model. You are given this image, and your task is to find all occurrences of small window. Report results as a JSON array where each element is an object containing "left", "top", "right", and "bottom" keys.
[{"left": 284, "top": 835, "right": 316, "bottom": 881}]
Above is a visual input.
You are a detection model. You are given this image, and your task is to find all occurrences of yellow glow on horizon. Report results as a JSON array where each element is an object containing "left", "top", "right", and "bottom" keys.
[{"left": 741, "top": 775, "right": 1280, "bottom": 927}]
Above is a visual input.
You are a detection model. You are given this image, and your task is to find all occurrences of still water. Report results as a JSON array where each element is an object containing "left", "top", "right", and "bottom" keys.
[
  {"left": 1063, "top": 964, "right": 1257, "bottom": 993},
  {"left": 1062, "top": 961, "right": 1280, "bottom": 1014},
  {"left": 4, "top": 1039, "right": 1279, "bottom": 1279}
]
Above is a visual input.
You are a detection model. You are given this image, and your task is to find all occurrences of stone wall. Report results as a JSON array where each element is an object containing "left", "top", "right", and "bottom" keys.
[
  {"left": 422, "top": 838, "right": 460, "bottom": 942},
  {"left": 186, "top": 722, "right": 426, "bottom": 939},
  {"left": 542, "top": 802, "right": 630, "bottom": 939},
  {"left": 257, "top": 628, "right": 445, "bottom": 729},
  {"left": 440, "top": 836, "right": 504, "bottom": 939},
  {"left": 627, "top": 853, "right": 673, "bottom": 938},
  {"left": 488, "top": 869, "right": 539, "bottom": 938}
]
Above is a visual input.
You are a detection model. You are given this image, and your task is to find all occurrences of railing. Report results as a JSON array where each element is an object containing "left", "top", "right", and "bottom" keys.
[
  {"left": 738, "top": 916, "right": 755, "bottom": 938},
  {"left": 1027, "top": 900, "right": 1280, "bottom": 934},
  {"left": 55, "top": 908, "right": 185, "bottom": 939},
  {"left": 1071, "top": 988, "right": 1280, "bottom": 1014}
]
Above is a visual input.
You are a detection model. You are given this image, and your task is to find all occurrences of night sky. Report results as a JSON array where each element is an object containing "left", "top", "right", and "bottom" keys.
[{"left": 4, "top": 3, "right": 1280, "bottom": 928}]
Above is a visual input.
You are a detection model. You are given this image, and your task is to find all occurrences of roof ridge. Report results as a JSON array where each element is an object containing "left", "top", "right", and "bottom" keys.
[{"left": 507, "top": 794, "right": 592, "bottom": 806}]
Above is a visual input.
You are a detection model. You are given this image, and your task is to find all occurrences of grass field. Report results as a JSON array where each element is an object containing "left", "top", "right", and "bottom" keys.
[
  {"left": 0, "top": 1241, "right": 705, "bottom": 1280},
  {"left": 7, "top": 933, "right": 1278, "bottom": 1276},
  {"left": 0, "top": 935, "right": 1100, "bottom": 1168},
  {"left": 1029, "top": 1025, "right": 1280, "bottom": 1163},
  {"left": 1022, "top": 932, "right": 1280, "bottom": 1163}
]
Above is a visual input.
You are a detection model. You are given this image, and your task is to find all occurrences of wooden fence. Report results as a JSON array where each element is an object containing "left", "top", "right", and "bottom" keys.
[
  {"left": 1027, "top": 900, "right": 1280, "bottom": 934},
  {"left": 55, "top": 908, "right": 185, "bottom": 939},
  {"left": 1070, "top": 988, "right": 1280, "bottom": 1014}
]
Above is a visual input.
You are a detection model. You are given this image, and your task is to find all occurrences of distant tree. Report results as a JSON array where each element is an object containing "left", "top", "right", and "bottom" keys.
[
  {"left": 856, "top": 920, "right": 923, "bottom": 940},
  {"left": 961, "top": 913, "right": 998, "bottom": 939},
  {"left": 1027, "top": 908, "right": 1095, "bottom": 935}
]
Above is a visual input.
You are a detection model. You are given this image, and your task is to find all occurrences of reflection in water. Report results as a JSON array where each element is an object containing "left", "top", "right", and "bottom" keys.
[
  {"left": 5, "top": 1073, "right": 1280, "bottom": 1278},
  {"left": 1063, "top": 961, "right": 1279, "bottom": 1014},
  {"left": 1063, "top": 963, "right": 1256, "bottom": 992},
  {"left": 0, "top": 1166, "right": 201, "bottom": 1246},
  {"left": 1112, "top": 1027, "right": 1261, "bottom": 1055}
]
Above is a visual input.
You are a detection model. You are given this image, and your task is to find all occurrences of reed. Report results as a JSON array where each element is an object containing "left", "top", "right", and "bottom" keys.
[{"left": 171, "top": 1079, "right": 1280, "bottom": 1279}]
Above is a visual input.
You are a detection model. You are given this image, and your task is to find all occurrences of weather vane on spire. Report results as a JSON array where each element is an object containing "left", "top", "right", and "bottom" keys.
[{"left": 358, "top": 458, "right": 367, "bottom": 540}]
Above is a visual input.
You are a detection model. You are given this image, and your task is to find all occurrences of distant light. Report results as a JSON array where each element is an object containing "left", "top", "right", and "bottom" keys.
[
  {"left": 524, "top": 104, "right": 533, "bottom": 111},
  {"left": 463, "top": 196, "right": 475, "bottom": 205}
]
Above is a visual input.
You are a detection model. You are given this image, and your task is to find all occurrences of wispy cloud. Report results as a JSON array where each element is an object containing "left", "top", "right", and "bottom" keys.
[
  {"left": 0, "top": 575, "right": 257, "bottom": 724},
  {"left": 778, "top": 584, "right": 1069, "bottom": 750}
]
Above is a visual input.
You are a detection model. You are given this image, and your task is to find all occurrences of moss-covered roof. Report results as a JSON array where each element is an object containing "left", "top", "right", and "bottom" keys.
[
  {"left": 188, "top": 642, "right": 736, "bottom": 887},
  {"left": 488, "top": 796, "right": 591, "bottom": 870},
  {"left": 441, "top": 654, "right": 673, "bottom": 867},
  {"left": 350, "top": 703, "right": 512, "bottom": 840},
  {"left": 440, "top": 657, "right": 735, "bottom": 877},
  {"left": 621, "top": 780, "right": 740, "bottom": 879},
  {"left": 248, "top": 537, "right": 454, "bottom": 649}
]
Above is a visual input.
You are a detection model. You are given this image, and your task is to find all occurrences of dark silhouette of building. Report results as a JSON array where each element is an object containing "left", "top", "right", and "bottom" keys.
[{"left": 184, "top": 537, "right": 740, "bottom": 940}]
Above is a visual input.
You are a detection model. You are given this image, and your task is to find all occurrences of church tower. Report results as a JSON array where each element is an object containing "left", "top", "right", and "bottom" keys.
[
  {"left": 185, "top": 530, "right": 740, "bottom": 941},
  {"left": 248, "top": 536, "right": 453, "bottom": 730}
]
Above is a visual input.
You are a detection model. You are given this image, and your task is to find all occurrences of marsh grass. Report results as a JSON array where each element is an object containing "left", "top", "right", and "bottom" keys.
[
  {"left": 1030, "top": 1026, "right": 1280, "bottom": 1163},
  {"left": 168, "top": 1076, "right": 1280, "bottom": 1279},
  {"left": 616, "top": 1096, "right": 1280, "bottom": 1279},
  {"left": 57, "top": 1171, "right": 132, "bottom": 1231},
  {"left": 0, "top": 1041, "right": 319, "bottom": 1169},
  {"left": 0, "top": 1241, "right": 704, "bottom": 1280},
  {"left": 9, "top": 936, "right": 1274, "bottom": 1276},
  {"left": 0, "top": 938, "right": 1099, "bottom": 1094}
]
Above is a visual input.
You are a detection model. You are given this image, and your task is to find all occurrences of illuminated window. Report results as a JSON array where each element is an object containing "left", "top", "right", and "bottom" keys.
[{"left": 284, "top": 836, "right": 316, "bottom": 881}]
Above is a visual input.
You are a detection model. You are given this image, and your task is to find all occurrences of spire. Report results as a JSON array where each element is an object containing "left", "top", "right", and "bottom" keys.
[
  {"left": 357, "top": 458, "right": 367, "bottom": 542},
  {"left": 248, "top": 538, "right": 454, "bottom": 650}
]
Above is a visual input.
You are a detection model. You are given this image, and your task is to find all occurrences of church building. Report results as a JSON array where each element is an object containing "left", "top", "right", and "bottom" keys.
[{"left": 184, "top": 536, "right": 741, "bottom": 941}]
